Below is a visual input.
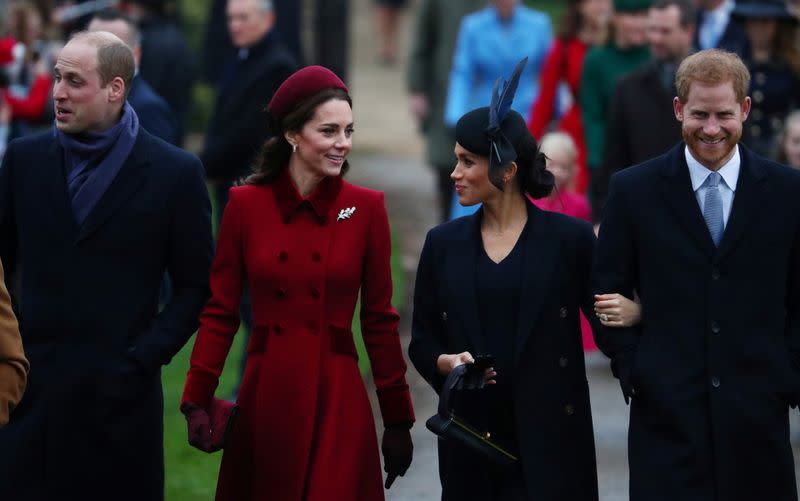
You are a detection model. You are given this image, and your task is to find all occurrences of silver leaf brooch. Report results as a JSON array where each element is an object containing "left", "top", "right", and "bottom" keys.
[{"left": 337, "top": 206, "right": 356, "bottom": 221}]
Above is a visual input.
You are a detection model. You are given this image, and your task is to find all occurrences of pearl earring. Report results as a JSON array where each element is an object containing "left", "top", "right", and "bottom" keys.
[{"left": 292, "top": 144, "right": 297, "bottom": 153}]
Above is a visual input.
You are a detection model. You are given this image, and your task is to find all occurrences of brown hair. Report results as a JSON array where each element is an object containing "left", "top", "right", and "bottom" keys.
[
  {"left": 247, "top": 88, "right": 353, "bottom": 185},
  {"left": 69, "top": 31, "right": 135, "bottom": 98},
  {"left": 675, "top": 49, "right": 750, "bottom": 103}
]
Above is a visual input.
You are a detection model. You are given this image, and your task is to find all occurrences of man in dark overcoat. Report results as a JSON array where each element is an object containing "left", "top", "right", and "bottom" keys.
[
  {"left": 202, "top": 0, "right": 297, "bottom": 217},
  {"left": 593, "top": 0, "right": 696, "bottom": 219},
  {"left": 89, "top": 9, "right": 179, "bottom": 145},
  {"left": 593, "top": 48, "right": 800, "bottom": 501},
  {"left": 0, "top": 31, "right": 213, "bottom": 500}
]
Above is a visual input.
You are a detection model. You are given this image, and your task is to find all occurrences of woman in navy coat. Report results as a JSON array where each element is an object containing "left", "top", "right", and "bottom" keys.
[{"left": 409, "top": 63, "right": 639, "bottom": 500}]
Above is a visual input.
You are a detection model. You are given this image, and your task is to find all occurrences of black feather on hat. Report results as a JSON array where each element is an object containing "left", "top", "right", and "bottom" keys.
[{"left": 455, "top": 58, "right": 530, "bottom": 191}]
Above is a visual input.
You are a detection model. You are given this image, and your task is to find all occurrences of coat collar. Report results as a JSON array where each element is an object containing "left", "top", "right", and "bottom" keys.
[
  {"left": 659, "top": 142, "right": 767, "bottom": 260},
  {"left": 271, "top": 168, "right": 343, "bottom": 224},
  {"left": 446, "top": 198, "right": 559, "bottom": 364}
]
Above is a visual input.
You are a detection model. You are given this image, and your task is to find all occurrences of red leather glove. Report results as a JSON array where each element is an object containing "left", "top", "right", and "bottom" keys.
[
  {"left": 180, "top": 401, "right": 213, "bottom": 453},
  {"left": 381, "top": 424, "right": 413, "bottom": 488}
]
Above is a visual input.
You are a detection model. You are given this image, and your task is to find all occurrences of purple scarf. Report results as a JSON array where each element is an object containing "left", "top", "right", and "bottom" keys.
[{"left": 57, "top": 101, "right": 140, "bottom": 226}]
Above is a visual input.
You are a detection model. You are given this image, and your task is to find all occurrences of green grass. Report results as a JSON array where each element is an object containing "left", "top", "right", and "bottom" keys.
[{"left": 162, "top": 203, "right": 406, "bottom": 499}]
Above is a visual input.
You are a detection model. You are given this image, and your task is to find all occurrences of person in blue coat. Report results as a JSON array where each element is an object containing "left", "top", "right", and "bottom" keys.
[
  {"left": 445, "top": 0, "right": 552, "bottom": 219},
  {"left": 89, "top": 9, "right": 179, "bottom": 145},
  {"left": 0, "top": 31, "right": 213, "bottom": 500}
]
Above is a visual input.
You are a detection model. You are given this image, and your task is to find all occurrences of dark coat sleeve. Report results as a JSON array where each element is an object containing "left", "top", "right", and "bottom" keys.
[
  {"left": 128, "top": 155, "right": 213, "bottom": 372},
  {"left": 592, "top": 172, "right": 641, "bottom": 395},
  {"left": 408, "top": 230, "right": 448, "bottom": 394},
  {"left": 787, "top": 197, "right": 800, "bottom": 403}
]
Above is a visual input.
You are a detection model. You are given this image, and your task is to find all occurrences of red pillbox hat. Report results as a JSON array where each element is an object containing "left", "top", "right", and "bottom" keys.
[{"left": 268, "top": 66, "right": 349, "bottom": 121}]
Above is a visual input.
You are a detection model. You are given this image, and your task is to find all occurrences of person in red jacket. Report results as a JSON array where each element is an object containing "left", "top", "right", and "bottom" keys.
[
  {"left": 181, "top": 65, "right": 414, "bottom": 501},
  {"left": 527, "top": 0, "right": 612, "bottom": 194}
]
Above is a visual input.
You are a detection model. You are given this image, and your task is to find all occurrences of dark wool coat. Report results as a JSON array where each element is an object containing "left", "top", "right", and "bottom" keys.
[
  {"left": 410, "top": 200, "right": 599, "bottom": 501},
  {"left": 0, "top": 129, "right": 213, "bottom": 500},
  {"left": 594, "top": 143, "right": 800, "bottom": 501}
]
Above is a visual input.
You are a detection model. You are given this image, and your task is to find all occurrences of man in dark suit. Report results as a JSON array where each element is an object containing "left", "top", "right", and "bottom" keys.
[
  {"left": 203, "top": 0, "right": 297, "bottom": 215},
  {"left": 0, "top": 31, "right": 213, "bottom": 500},
  {"left": 593, "top": 48, "right": 800, "bottom": 500},
  {"left": 694, "top": 0, "right": 748, "bottom": 53},
  {"left": 593, "top": 0, "right": 696, "bottom": 220},
  {"left": 89, "top": 9, "right": 179, "bottom": 145}
]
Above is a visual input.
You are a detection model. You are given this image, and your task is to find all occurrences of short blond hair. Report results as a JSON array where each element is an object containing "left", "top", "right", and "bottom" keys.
[
  {"left": 540, "top": 132, "right": 577, "bottom": 164},
  {"left": 675, "top": 49, "right": 750, "bottom": 103}
]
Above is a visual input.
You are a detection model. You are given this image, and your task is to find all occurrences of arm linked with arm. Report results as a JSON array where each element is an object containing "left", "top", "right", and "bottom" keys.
[{"left": 592, "top": 174, "right": 642, "bottom": 401}]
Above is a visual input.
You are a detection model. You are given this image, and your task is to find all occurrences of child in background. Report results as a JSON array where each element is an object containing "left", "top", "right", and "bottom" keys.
[
  {"left": 532, "top": 131, "right": 592, "bottom": 221},
  {"left": 776, "top": 110, "right": 800, "bottom": 169},
  {"left": 532, "top": 132, "right": 596, "bottom": 352}
]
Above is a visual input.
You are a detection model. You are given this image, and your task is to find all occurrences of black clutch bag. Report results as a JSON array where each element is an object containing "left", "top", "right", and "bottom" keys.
[{"left": 425, "top": 364, "right": 518, "bottom": 467}]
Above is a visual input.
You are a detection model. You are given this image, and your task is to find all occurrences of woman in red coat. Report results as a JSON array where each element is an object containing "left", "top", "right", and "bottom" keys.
[
  {"left": 181, "top": 66, "right": 415, "bottom": 501},
  {"left": 527, "top": 0, "right": 611, "bottom": 193}
]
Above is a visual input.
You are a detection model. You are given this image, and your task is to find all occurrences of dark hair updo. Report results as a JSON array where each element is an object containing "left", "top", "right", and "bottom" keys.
[
  {"left": 246, "top": 88, "right": 353, "bottom": 185},
  {"left": 455, "top": 107, "right": 554, "bottom": 198}
]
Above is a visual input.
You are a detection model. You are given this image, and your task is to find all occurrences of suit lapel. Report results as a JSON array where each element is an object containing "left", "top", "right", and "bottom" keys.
[
  {"left": 658, "top": 144, "right": 717, "bottom": 256},
  {"left": 715, "top": 146, "right": 767, "bottom": 262},
  {"left": 445, "top": 213, "right": 486, "bottom": 353},
  {"left": 76, "top": 133, "right": 150, "bottom": 243},
  {"left": 513, "top": 202, "right": 560, "bottom": 366}
]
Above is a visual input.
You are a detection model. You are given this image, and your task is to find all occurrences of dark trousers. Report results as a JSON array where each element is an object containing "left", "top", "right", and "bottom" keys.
[{"left": 314, "top": 0, "right": 349, "bottom": 83}]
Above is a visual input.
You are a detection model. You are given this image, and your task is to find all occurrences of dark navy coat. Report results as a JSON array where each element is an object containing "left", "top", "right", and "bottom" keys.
[
  {"left": 594, "top": 143, "right": 800, "bottom": 501},
  {"left": 0, "top": 128, "right": 213, "bottom": 500},
  {"left": 128, "top": 75, "right": 179, "bottom": 146},
  {"left": 410, "top": 200, "right": 599, "bottom": 501}
]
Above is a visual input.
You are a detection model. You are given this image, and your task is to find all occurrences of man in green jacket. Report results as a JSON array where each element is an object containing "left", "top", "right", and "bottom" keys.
[
  {"left": 580, "top": 0, "right": 651, "bottom": 216},
  {"left": 407, "top": 0, "right": 484, "bottom": 222}
]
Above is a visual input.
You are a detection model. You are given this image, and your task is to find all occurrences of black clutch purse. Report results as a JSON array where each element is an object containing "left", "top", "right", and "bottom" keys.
[{"left": 425, "top": 364, "right": 518, "bottom": 467}]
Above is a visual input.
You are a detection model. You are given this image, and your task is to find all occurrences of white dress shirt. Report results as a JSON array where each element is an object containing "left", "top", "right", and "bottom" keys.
[{"left": 685, "top": 144, "right": 740, "bottom": 228}]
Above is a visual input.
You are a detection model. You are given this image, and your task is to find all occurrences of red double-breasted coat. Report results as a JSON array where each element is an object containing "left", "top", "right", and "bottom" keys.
[{"left": 182, "top": 169, "right": 414, "bottom": 501}]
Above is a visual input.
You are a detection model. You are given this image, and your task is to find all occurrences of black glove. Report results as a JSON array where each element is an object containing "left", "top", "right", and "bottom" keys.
[
  {"left": 381, "top": 424, "right": 413, "bottom": 488},
  {"left": 180, "top": 401, "right": 214, "bottom": 453}
]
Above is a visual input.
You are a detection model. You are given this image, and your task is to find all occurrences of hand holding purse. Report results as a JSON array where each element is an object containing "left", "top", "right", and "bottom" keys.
[{"left": 425, "top": 364, "right": 518, "bottom": 467}]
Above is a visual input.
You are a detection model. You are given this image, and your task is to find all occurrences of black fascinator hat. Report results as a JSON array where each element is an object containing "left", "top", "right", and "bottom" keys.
[{"left": 455, "top": 58, "right": 531, "bottom": 190}]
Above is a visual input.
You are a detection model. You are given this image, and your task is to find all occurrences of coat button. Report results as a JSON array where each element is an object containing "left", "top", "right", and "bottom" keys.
[
  {"left": 278, "top": 251, "right": 288, "bottom": 262},
  {"left": 311, "top": 288, "right": 320, "bottom": 299},
  {"left": 711, "top": 377, "right": 720, "bottom": 388},
  {"left": 711, "top": 268, "right": 720, "bottom": 280},
  {"left": 558, "top": 356, "right": 568, "bottom": 368},
  {"left": 442, "top": 311, "right": 448, "bottom": 321},
  {"left": 273, "top": 324, "right": 283, "bottom": 335},
  {"left": 312, "top": 252, "right": 321, "bottom": 262},
  {"left": 753, "top": 90, "right": 764, "bottom": 103},
  {"left": 564, "top": 404, "right": 575, "bottom": 415},
  {"left": 559, "top": 307, "right": 568, "bottom": 318},
  {"left": 276, "top": 288, "right": 287, "bottom": 299},
  {"left": 711, "top": 321, "right": 720, "bottom": 334},
  {"left": 751, "top": 125, "right": 761, "bottom": 137}
]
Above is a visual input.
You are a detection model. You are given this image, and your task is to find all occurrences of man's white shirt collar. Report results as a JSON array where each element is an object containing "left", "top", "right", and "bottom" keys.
[{"left": 686, "top": 144, "right": 740, "bottom": 192}]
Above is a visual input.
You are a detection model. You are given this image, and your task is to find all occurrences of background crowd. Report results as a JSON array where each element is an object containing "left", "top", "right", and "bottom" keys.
[{"left": 1, "top": 0, "right": 800, "bottom": 499}]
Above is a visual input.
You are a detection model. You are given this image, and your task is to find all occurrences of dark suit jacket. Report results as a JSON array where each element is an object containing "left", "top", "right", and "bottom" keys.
[
  {"left": 0, "top": 129, "right": 213, "bottom": 500},
  {"left": 410, "top": 201, "right": 599, "bottom": 501},
  {"left": 694, "top": 9, "right": 749, "bottom": 54},
  {"left": 593, "top": 143, "right": 800, "bottom": 501},
  {"left": 592, "top": 62, "right": 682, "bottom": 220},
  {"left": 139, "top": 16, "right": 197, "bottom": 140},
  {"left": 202, "top": 31, "right": 298, "bottom": 182},
  {"left": 128, "top": 75, "right": 178, "bottom": 145}
]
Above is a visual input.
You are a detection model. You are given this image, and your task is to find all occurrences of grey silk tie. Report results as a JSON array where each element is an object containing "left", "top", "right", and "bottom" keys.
[{"left": 703, "top": 172, "right": 724, "bottom": 246}]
